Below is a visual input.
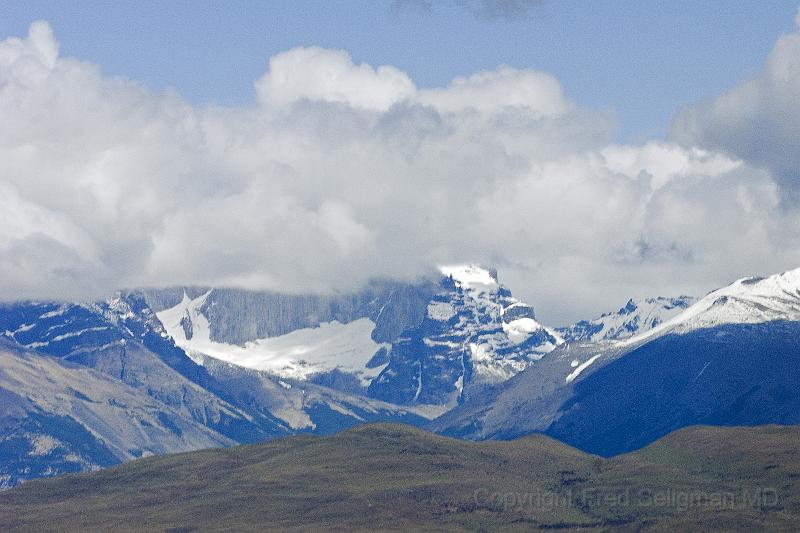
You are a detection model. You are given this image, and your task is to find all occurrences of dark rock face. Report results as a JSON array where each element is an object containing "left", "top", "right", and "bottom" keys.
[
  {"left": 560, "top": 320, "right": 604, "bottom": 341},
  {"left": 180, "top": 310, "right": 193, "bottom": 340},
  {"left": 365, "top": 347, "right": 390, "bottom": 368},
  {"left": 369, "top": 273, "right": 560, "bottom": 407},
  {"left": 308, "top": 369, "right": 366, "bottom": 395},
  {"left": 370, "top": 284, "right": 436, "bottom": 343},
  {"left": 502, "top": 303, "right": 535, "bottom": 322},
  {"left": 368, "top": 324, "right": 471, "bottom": 406}
]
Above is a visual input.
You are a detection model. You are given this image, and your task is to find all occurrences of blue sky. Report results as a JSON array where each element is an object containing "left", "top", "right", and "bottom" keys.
[{"left": 2, "top": 0, "right": 797, "bottom": 142}]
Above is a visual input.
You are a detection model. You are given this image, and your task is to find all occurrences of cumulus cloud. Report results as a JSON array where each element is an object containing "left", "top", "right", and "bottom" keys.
[
  {"left": 416, "top": 66, "right": 571, "bottom": 116},
  {"left": 255, "top": 47, "right": 416, "bottom": 111},
  {"left": 2, "top": 21, "right": 800, "bottom": 323},
  {"left": 672, "top": 10, "right": 800, "bottom": 202}
]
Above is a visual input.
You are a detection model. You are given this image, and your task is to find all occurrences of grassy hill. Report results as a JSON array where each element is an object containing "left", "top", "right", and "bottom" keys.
[{"left": 1, "top": 423, "right": 798, "bottom": 532}]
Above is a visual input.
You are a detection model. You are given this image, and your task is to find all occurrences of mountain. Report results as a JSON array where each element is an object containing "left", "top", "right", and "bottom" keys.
[
  {"left": 622, "top": 268, "right": 800, "bottom": 339},
  {"left": 0, "top": 293, "right": 306, "bottom": 488},
  {"left": 0, "top": 266, "right": 558, "bottom": 487},
  {"left": 152, "top": 266, "right": 562, "bottom": 410},
  {"left": 155, "top": 289, "right": 393, "bottom": 388},
  {"left": 4, "top": 265, "right": 800, "bottom": 489},
  {"left": 558, "top": 295, "right": 695, "bottom": 342},
  {"left": 433, "top": 268, "right": 800, "bottom": 456},
  {"left": 368, "top": 265, "right": 563, "bottom": 407},
  {"left": 1, "top": 423, "right": 797, "bottom": 532}
]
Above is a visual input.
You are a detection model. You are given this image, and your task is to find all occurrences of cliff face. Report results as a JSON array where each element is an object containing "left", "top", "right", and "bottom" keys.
[{"left": 143, "top": 280, "right": 437, "bottom": 346}]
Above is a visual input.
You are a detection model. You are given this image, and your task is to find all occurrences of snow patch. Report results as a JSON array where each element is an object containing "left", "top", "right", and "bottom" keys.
[
  {"left": 14, "top": 323, "right": 35, "bottom": 334},
  {"left": 28, "top": 435, "right": 61, "bottom": 456},
  {"left": 50, "top": 326, "right": 109, "bottom": 342},
  {"left": 39, "top": 307, "right": 68, "bottom": 319},
  {"left": 502, "top": 317, "right": 543, "bottom": 344},
  {"left": 565, "top": 354, "right": 602, "bottom": 384},
  {"left": 439, "top": 264, "right": 498, "bottom": 292},
  {"left": 427, "top": 301, "right": 456, "bottom": 321}
]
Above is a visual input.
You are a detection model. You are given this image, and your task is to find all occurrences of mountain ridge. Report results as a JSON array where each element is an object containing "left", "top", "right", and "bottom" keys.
[{"left": 3, "top": 264, "right": 800, "bottom": 489}]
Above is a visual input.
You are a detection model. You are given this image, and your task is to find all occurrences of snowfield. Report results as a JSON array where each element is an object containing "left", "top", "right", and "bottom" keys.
[{"left": 157, "top": 291, "right": 388, "bottom": 384}]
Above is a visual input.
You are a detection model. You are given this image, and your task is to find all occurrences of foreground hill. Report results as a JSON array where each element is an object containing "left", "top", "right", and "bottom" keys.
[{"left": 1, "top": 424, "right": 798, "bottom": 532}]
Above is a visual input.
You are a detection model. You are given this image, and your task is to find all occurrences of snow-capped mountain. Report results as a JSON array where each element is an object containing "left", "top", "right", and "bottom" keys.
[
  {"left": 144, "top": 281, "right": 435, "bottom": 394},
  {"left": 622, "top": 268, "right": 800, "bottom": 345},
  {"left": 6, "top": 265, "right": 800, "bottom": 486},
  {"left": 369, "top": 265, "right": 563, "bottom": 407},
  {"left": 558, "top": 296, "right": 695, "bottom": 343},
  {"left": 0, "top": 290, "right": 437, "bottom": 488},
  {"left": 153, "top": 266, "right": 563, "bottom": 409},
  {"left": 0, "top": 295, "right": 291, "bottom": 442},
  {"left": 433, "top": 267, "right": 800, "bottom": 455}
]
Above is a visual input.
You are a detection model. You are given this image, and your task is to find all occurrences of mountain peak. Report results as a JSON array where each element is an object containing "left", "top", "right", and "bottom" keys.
[
  {"left": 560, "top": 295, "right": 696, "bottom": 343},
  {"left": 438, "top": 264, "right": 498, "bottom": 292},
  {"left": 622, "top": 266, "right": 800, "bottom": 345}
]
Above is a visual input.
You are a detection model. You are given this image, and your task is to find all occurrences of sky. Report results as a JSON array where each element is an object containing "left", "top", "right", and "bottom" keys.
[{"left": 2, "top": 1, "right": 800, "bottom": 325}]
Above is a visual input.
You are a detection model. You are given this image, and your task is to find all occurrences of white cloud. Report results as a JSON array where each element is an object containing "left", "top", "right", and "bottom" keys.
[
  {"left": 601, "top": 142, "right": 740, "bottom": 191},
  {"left": 671, "top": 16, "right": 800, "bottom": 201},
  {"left": 254, "top": 46, "right": 416, "bottom": 111},
  {"left": 416, "top": 66, "right": 572, "bottom": 117},
  {"left": 1, "top": 21, "right": 800, "bottom": 324}
]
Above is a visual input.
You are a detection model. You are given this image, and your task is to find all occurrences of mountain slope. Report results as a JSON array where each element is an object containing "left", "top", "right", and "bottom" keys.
[
  {"left": 0, "top": 296, "right": 291, "bottom": 445},
  {"left": 545, "top": 321, "right": 800, "bottom": 455},
  {"left": 0, "top": 288, "right": 446, "bottom": 487},
  {"left": 0, "top": 339, "right": 233, "bottom": 489},
  {"left": 199, "top": 356, "right": 431, "bottom": 434},
  {"left": 1, "top": 423, "right": 797, "bottom": 532}
]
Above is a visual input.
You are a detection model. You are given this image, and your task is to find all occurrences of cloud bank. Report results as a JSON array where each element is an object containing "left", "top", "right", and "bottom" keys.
[{"left": 2, "top": 20, "right": 800, "bottom": 323}]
